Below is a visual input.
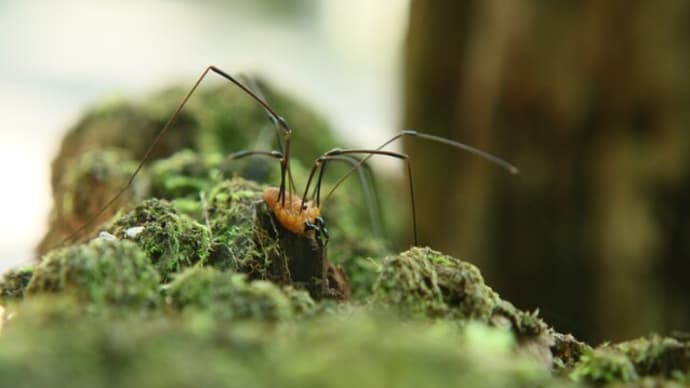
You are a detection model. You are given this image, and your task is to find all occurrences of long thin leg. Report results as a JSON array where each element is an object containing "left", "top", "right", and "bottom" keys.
[
  {"left": 302, "top": 148, "right": 418, "bottom": 245},
  {"left": 209, "top": 66, "right": 295, "bottom": 205},
  {"left": 60, "top": 65, "right": 293, "bottom": 246},
  {"left": 225, "top": 150, "right": 284, "bottom": 161},
  {"left": 309, "top": 154, "right": 383, "bottom": 241},
  {"left": 324, "top": 129, "right": 519, "bottom": 203},
  {"left": 222, "top": 150, "right": 284, "bottom": 198},
  {"left": 239, "top": 74, "right": 297, "bottom": 196}
]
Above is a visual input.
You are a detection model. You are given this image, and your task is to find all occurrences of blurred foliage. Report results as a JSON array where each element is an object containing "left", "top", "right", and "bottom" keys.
[
  {"left": 0, "top": 300, "right": 570, "bottom": 388},
  {"left": 404, "top": 0, "right": 690, "bottom": 343}
]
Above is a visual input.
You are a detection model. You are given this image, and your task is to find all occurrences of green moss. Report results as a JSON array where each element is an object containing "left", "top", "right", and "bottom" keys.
[
  {"left": 372, "top": 247, "right": 558, "bottom": 367},
  {"left": 281, "top": 285, "right": 318, "bottom": 316},
  {"left": 373, "top": 246, "right": 502, "bottom": 321},
  {"left": 551, "top": 333, "right": 591, "bottom": 371},
  {"left": 204, "top": 178, "right": 277, "bottom": 273},
  {"left": 615, "top": 334, "right": 690, "bottom": 377},
  {"left": 570, "top": 334, "right": 690, "bottom": 384},
  {"left": 106, "top": 198, "right": 211, "bottom": 280},
  {"left": 0, "top": 266, "right": 34, "bottom": 302},
  {"left": 25, "top": 239, "right": 160, "bottom": 308},
  {"left": 344, "top": 256, "right": 383, "bottom": 300},
  {"left": 166, "top": 267, "right": 313, "bottom": 321},
  {"left": 570, "top": 348, "right": 639, "bottom": 383}
]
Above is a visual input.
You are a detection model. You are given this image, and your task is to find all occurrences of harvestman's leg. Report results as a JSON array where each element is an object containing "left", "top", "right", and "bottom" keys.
[
  {"left": 222, "top": 150, "right": 285, "bottom": 202},
  {"left": 324, "top": 130, "right": 519, "bottom": 204},
  {"left": 239, "top": 74, "right": 297, "bottom": 196},
  {"left": 301, "top": 148, "right": 419, "bottom": 246},
  {"left": 305, "top": 155, "right": 383, "bottom": 241},
  {"left": 209, "top": 66, "right": 296, "bottom": 205}
]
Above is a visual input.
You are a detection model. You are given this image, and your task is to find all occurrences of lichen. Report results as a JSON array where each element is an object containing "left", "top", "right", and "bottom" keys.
[
  {"left": 106, "top": 198, "right": 211, "bottom": 281},
  {"left": 25, "top": 239, "right": 160, "bottom": 308}
]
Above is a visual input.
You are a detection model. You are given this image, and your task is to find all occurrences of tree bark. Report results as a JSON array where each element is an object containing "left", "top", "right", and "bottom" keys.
[{"left": 404, "top": 0, "right": 690, "bottom": 342}]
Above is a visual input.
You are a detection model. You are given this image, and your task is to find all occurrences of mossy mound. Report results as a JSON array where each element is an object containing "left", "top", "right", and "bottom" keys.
[
  {"left": 25, "top": 239, "right": 160, "bottom": 308},
  {"left": 373, "top": 247, "right": 548, "bottom": 332},
  {"left": 373, "top": 247, "right": 559, "bottom": 366},
  {"left": 373, "top": 247, "right": 500, "bottom": 320},
  {"left": 166, "top": 267, "right": 314, "bottom": 322}
]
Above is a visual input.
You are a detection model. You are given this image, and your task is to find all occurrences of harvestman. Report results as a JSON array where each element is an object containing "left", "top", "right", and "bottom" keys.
[{"left": 65, "top": 65, "right": 518, "bottom": 252}]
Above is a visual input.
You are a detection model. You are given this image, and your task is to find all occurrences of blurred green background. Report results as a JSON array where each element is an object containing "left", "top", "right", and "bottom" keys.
[{"left": 1, "top": 0, "right": 689, "bottom": 344}]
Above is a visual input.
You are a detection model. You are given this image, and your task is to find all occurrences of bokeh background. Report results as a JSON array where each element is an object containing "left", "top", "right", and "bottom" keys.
[{"left": 1, "top": 0, "right": 689, "bottom": 344}]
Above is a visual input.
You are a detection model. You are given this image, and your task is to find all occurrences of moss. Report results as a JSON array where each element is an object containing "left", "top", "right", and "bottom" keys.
[
  {"left": 372, "top": 247, "right": 558, "bottom": 366},
  {"left": 166, "top": 267, "right": 313, "bottom": 321},
  {"left": 373, "top": 246, "right": 502, "bottom": 321},
  {"left": 25, "top": 239, "right": 160, "bottom": 308},
  {"left": 551, "top": 333, "right": 591, "bottom": 372},
  {"left": 203, "top": 178, "right": 269, "bottom": 273},
  {"left": 570, "top": 334, "right": 690, "bottom": 384},
  {"left": 281, "top": 285, "right": 318, "bottom": 316},
  {"left": 0, "top": 266, "right": 34, "bottom": 302},
  {"left": 106, "top": 199, "right": 211, "bottom": 280},
  {"left": 615, "top": 334, "right": 690, "bottom": 377},
  {"left": 346, "top": 256, "right": 383, "bottom": 300},
  {"left": 570, "top": 348, "right": 639, "bottom": 383}
]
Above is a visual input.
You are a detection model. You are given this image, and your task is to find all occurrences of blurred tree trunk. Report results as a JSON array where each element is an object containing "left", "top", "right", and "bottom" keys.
[{"left": 404, "top": 0, "right": 690, "bottom": 342}]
